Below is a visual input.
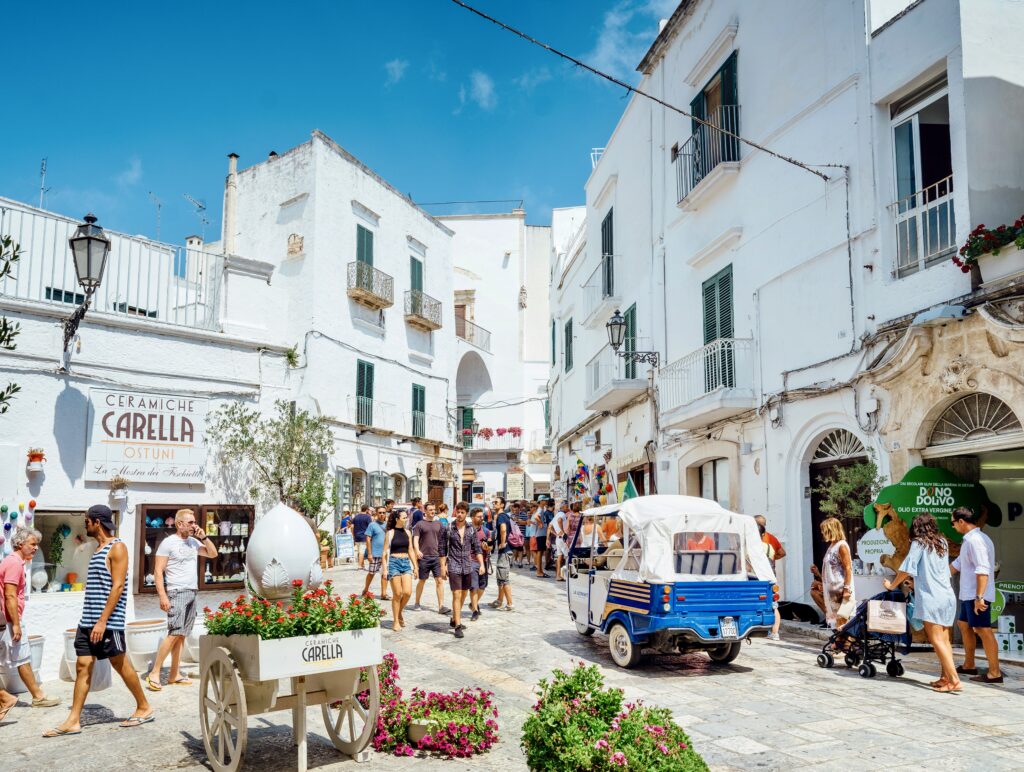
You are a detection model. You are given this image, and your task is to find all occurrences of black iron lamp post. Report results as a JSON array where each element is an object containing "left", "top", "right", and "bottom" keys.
[
  {"left": 63, "top": 213, "right": 111, "bottom": 352},
  {"left": 606, "top": 309, "right": 660, "bottom": 367},
  {"left": 469, "top": 417, "right": 480, "bottom": 436}
]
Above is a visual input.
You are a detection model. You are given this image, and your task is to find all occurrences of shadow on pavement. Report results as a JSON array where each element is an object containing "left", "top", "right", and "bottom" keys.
[{"left": 180, "top": 725, "right": 347, "bottom": 771}]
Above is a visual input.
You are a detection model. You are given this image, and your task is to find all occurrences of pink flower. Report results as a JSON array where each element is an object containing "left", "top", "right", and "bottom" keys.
[
  {"left": 658, "top": 743, "right": 669, "bottom": 754},
  {"left": 595, "top": 739, "right": 609, "bottom": 750},
  {"left": 610, "top": 751, "right": 627, "bottom": 766}
]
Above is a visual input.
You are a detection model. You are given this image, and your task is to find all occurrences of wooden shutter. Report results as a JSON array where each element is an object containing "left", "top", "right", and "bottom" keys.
[
  {"left": 410, "top": 257, "right": 423, "bottom": 292},
  {"left": 600, "top": 209, "right": 614, "bottom": 297},
  {"left": 624, "top": 304, "right": 637, "bottom": 379},
  {"left": 412, "top": 384, "right": 425, "bottom": 413},
  {"left": 690, "top": 92, "right": 705, "bottom": 134},
  {"left": 357, "top": 225, "right": 373, "bottom": 265},
  {"left": 564, "top": 319, "right": 573, "bottom": 372},
  {"left": 551, "top": 319, "right": 556, "bottom": 366},
  {"left": 356, "top": 359, "right": 374, "bottom": 425},
  {"left": 701, "top": 267, "right": 734, "bottom": 390},
  {"left": 720, "top": 52, "right": 738, "bottom": 107}
]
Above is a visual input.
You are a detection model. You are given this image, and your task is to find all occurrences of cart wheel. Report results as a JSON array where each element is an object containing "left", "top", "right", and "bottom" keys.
[
  {"left": 816, "top": 652, "right": 834, "bottom": 669},
  {"left": 707, "top": 642, "right": 742, "bottom": 666},
  {"left": 322, "top": 665, "right": 380, "bottom": 756},
  {"left": 575, "top": 620, "right": 595, "bottom": 636},
  {"left": 886, "top": 660, "right": 905, "bottom": 678},
  {"left": 858, "top": 662, "right": 877, "bottom": 679},
  {"left": 200, "top": 646, "right": 248, "bottom": 772},
  {"left": 844, "top": 652, "right": 861, "bottom": 668},
  {"left": 608, "top": 623, "right": 642, "bottom": 668}
]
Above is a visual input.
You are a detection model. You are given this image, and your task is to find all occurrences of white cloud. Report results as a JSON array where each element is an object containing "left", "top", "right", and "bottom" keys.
[
  {"left": 584, "top": 0, "right": 675, "bottom": 82},
  {"left": 513, "top": 67, "right": 552, "bottom": 93},
  {"left": 116, "top": 157, "right": 142, "bottom": 188},
  {"left": 384, "top": 58, "right": 409, "bottom": 86},
  {"left": 469, "top": 70, "right": 497, "bottom": 110},
  {"left": 454, "top": 84, "right": 467, "bottom": 115}
]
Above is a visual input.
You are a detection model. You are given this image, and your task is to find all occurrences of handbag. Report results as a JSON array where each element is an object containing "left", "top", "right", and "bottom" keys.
[
  {"left": 837, "top": 594, "right": 858, "bottom": 621},
  {"left": 867, "top": 598, "right": 908, "bottom": 634}
]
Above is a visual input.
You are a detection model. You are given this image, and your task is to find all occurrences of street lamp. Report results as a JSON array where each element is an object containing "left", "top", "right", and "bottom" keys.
[
  {"left": 605, "top": 309, "right": 660, "bottom": 367},
  {"left": 63, "top": 213, "right": 111, "bottom": 352},
  {"left": 470, "top": 417, "right": 480, "bottom": 436}
]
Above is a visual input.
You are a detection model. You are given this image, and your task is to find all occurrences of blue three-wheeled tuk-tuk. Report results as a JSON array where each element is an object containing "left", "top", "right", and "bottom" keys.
[{"left": 565, "top": 495, "right": 777, "bottom": 668}]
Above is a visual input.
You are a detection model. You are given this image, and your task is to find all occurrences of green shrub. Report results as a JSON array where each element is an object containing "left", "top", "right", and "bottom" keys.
[{"left": 521, "top": 662, "right": 707, "bottom": 771}]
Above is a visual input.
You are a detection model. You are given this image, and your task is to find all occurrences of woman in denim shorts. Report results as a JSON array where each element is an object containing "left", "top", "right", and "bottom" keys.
[{"left": 382, "top": 508, "right": 418, "bottom": 632}]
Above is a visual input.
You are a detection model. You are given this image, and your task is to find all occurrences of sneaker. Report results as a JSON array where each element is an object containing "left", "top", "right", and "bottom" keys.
[
  {"left": 489, "top": 600, "right": 502, "bottom": 609},
  {"left": 767, "top": 633, "right": 781, "bottom": 642},
  {"left": 439, "top": 606, "right": 451, "bottom": 615},
  {"left": 502, "top": 605, "right": 516, "bottom": 612},
  {"left": 454, "top": 627, "right": 465, "bottom": 639},
  {"left": 450, "top": 618, "right": 457, "bottom": 628},
  {"left": 31, "top": 696, "right": 61, "bottom": 708},
  {"left": 456, "top": 624, "right": 466, "bottom": 631},
  {"left": 409, "top": 603, "right": 422, "bottom": 611},
  {"left": 471, "top": 610, "right": 481, "bottom": 622}
]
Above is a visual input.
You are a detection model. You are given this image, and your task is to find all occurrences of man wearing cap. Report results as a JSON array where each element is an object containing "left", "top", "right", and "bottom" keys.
[
  {"left": 146, "top": 508, "right": 217, "bottom": 691},
  {"left": 45, "top": 505, "right": 153, "bottom": 736}
]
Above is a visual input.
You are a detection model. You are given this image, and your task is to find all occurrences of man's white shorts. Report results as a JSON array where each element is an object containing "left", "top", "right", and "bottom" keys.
[{"left": 0, "top": 623, "right": 32, "bottom": 667}]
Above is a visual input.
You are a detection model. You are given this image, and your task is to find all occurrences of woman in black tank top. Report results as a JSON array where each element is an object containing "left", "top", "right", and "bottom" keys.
[{"left": 383, "top": 508, "right": 418, "bottom": 630}]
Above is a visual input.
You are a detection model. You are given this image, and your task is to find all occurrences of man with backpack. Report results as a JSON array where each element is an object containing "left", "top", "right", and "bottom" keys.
[{"left": 490, "top": 499, "right": 522, "bottom": 611}]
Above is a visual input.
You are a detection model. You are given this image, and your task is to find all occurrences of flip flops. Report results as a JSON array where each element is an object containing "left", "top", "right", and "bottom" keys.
[
  {"left": 119, "top": 715, "right": 156, "bottom": 728},
  {"left": 168, "top": 677, "right": 193, "bottom": 686},
  {"left": 145, "top": 677, "right": 162, "bottom": 692},
  {"left": 43, "top": 727, "right": 82, "bottom": 737},
  {"left": 0, "top": 702, "right": 15, "bottom": 723}
]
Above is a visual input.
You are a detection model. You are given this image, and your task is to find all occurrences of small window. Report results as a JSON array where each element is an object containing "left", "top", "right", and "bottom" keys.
[
  {"left": 699, "top": 458, "right": 731, "bottom": 511},
  {"left": 410, "top": 256, "right": 423, "bottom": 292},
  {"left": 45, "top": 287, "right": 85, "bottom": 305},
  {"left": 564, "top": 318, "right": 574, "bottom": 372},
  {"left": 673, "top": 531, "right": 741, "bottom": 575},
  {"left": 356, "top": 225, "right": 374, "bottom": 265}
]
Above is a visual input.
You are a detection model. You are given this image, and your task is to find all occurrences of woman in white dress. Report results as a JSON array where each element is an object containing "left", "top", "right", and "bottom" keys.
[{"left": 820, "top": 517, "right": 855, "bottom": 629}]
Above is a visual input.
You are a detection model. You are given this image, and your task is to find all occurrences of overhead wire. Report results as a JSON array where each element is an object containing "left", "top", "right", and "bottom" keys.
[{"left": 447, "top": 0, "right": 831, "bottom": 182}]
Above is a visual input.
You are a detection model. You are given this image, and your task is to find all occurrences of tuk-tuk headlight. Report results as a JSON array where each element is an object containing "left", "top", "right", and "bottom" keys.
[{"left": 662, "top": 602, "right": 671, "bottom": 611}]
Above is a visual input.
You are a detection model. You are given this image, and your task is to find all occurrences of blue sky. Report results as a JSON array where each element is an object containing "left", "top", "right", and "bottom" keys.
[{"left": 1, "top": 0, "right": 677, "bottom": 245}]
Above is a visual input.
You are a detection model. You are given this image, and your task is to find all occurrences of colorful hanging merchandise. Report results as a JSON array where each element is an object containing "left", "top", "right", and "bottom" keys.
[
  {"left": 593, "top": 467, "right": 616, "bottom": 506},
  {"left": 572, "top": 458, "right": 591, "bottom": 500}
]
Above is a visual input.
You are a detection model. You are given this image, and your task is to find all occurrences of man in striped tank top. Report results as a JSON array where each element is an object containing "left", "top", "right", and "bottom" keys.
[{"left": 44, "top": 505, "right": 154, "bottom": 737}]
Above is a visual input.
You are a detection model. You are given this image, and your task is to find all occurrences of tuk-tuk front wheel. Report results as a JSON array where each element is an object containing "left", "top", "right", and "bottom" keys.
[
  {"left": 608, "top": 623, "right": 642, "bottom": 668},
  {"left": 707, "top": 641, "right": 742, "bottom": 665},
  {"left": 575, "top": 620, "right": 595, "bottom": 636}
]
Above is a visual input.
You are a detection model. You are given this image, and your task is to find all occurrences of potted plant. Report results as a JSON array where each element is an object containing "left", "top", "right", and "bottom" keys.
[
  {"left": 477, "top": 427, "right": 494, "bottom": 440},
  {"left": 26, "top": 447, "right": 45, "bottom": 473},
  {"left": 955, "top": 215, "right": 1024, "bottom": 290},
  {"left": 508, "top": 426, "right": 522, "bottom": 438},
  {"left": 109, "top": 475, "right": 130, "bottom": 502}
]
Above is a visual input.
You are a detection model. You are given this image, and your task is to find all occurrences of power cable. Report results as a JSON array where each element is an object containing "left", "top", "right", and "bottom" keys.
[{"left": 447, "top": 0, "right": 831, "bottom": 182}]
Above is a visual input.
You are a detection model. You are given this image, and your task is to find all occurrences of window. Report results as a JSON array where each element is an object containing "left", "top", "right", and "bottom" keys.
[
  {"left": 410, "top": 256, "right": 423, "bottom": 292},
  {"left": 688, "top": 52, "right": 739, "bottom": 183},
  {"left": 115, "top": 302, "right": 157, "bottom": 319},
  {"left": 551, "top": 319, "right": 556, "bottom": 366},
  {"left": 408, "top": 474, "right": 422, "bottom": 502},
  {"left": 45, "top": 287, "right": 85, "bottom": 305},
  {"left": 356, "top": 360, "right": 374, "bottom": 425},
  {"left": 411, "top": 383, "right": 425, "bottom": 438},
  {"left": 600, "top": 209, "right": 614, "bottom": 297},
  {"left": 701, "top": 266, "right": 734, "bottom": 391},
  {"left": 673, "top": 531, "right": 741, "bottom": 575},
  {"left": 624, "top": 304, "right": 637, "bottom": 379},
  {"left": 369, "top": 472, "right": 393, "bottom": 505},
  {"left": 460, "top": 406, "right": 474, "bottom": 449},
  {"left": 564, "top": 318, "right": 574, "bottom": 372},
  {"left": 698, "top": 458, "right": 730, "bottom": 511},
  {"left": 356, "top": 225, "right": 374, "bottom": 265},
  {"left": 336, "top": 469, "right": 353, "bottom": 513},
  {"left": 891, "top": 78, "right": 954, "bottom": 276}
]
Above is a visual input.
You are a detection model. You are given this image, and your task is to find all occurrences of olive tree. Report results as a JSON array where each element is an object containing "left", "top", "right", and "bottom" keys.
[{"left": 0, "top": 235, "right": 21, "bottom": 414}]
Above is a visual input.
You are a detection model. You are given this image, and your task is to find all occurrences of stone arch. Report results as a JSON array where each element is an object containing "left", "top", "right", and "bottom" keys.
[
  {"left": 456, "top": 350, "right": 493, "bottom": 404},
  {"left": 676, "top": 440, "right": 740, "bottom": 511},
  {"left": 917, "top": 391, "right": 1022, "bottom": 449}
]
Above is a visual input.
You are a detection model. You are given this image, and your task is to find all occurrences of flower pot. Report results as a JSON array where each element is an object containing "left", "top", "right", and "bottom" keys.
[
  {"left": 969, "top": 261, "right": 983, "bottom": 291},
  {"left": 26, "top": 461, "right": 43, "bottom": 473},
  {"left": 27, "top": 452, "right": 45, "bottom": 463},
  {"left": 408, "top": 718, "right": 434, "bottom": 744},
  {"left": 111, "top": 489, "right": 128, "bottom": 502},
  {"left": 125, "top": 618, "right": 168, "bottom": 672}
]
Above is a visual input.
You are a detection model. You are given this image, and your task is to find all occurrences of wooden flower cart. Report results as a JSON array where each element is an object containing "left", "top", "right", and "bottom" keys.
[{"left": 199, "top": 626, "right": 382, "bottom": 772}]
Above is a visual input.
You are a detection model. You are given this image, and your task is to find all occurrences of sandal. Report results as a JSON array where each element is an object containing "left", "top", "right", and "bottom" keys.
[
  {"left": 933, "top": 681, "right": 962, "bottom": 693},
  {"left": 145, "top": 677, "right": 162, "bottom": 692},
  {"left": 119, "top": 714, "right": 156, "bottom": 728},
  {"left": 168, "top": 677, "right": 193, "bottom": 686},
  {"left": 0, "top": 701, "right": 16, "bottom": 723},
  {"left": 930, "top": 677, "right": 948, "bottom": 688},
  {"left": 42, "top": 727, "right": 82, "bottom": 737}
]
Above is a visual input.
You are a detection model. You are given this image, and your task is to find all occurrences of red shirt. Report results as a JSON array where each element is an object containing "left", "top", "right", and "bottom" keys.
[
  {"left": 0, "top": 552, "right": 27, "bottom": 623},
  {"left": 763, "top": 532, "right": 783, "bottom": 554},
  {"left": 687, "top": 535, "right": 715, "bottom": 551}
]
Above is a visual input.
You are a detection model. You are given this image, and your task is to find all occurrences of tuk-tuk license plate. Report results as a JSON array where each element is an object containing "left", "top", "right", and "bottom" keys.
[{"left": 720, "top": 617, "right": 738, "bottom": 638}]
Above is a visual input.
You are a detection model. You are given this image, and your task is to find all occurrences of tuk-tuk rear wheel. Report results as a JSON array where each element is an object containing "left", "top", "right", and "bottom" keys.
[
  {"left": 575, "top": 620, "right": 595, "bottom": 636},
  {"left": 608, "top": 623, "right": 642, "bottom": 668},
  {"left": 707, "top": 642, "right": 742, "bottom": 665}
]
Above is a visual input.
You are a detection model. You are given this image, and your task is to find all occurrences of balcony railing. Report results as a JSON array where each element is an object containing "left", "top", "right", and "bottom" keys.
[
  {"left": 590, "top": 148, "right": 605, "bottom": 169},
  {"left": 889, "top": 174, "right": 955, "bottom": 277},
  {"left": 585, "top": 338, "right": 651, "bottom": 406},
  {"left": 456, "top": 317, "right": 491, "bottom": 353},
  {"left": 407, "top": 411, "right": 449, "bottom": 442},
  {"left": 581, "top": 253, "right": 619, "bottom": 327},
  {"left": 0, "top": 198, "right": 222, "bottom": 331},
  {"left": 674, "top": 105, "right": 741, "bottom": 204},
  {"left": 461, "top": 431, "right": 524, "bottom": 451},
  {"left": 347, "top": 395, "right": 396, "bottom": 431},
  {"left": 347, "top": 261, "right": 394, "bottom": 309},
  {"left": 404, "top": 289, "right": 442, "bottom": 331},
  {"left": 412, "top": 410, "right": 425, "bottom": 438},
  {"left": 659, "top": 338, "right": 753, "bottom": 413}
]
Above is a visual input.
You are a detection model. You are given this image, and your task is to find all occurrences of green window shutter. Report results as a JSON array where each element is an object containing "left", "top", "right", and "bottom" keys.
[
  {"left": 564, "top": 319, "right": 573, "bottom": 372},
  {"left": 357, "top": 225, "right": 373, "bottom": 266},
  {"left": 720, "top": 51, "right": 738, "bottom": 107},
  {"left": 624, "top": 304, "right": 637, "bottom": 379},
  {"left": 601, "top": 209, "right": 613, "bottom": 256},
  {"left": 690, "top": 92, "right": 705, "bottom": 134},
  {"left": 701, "top": 266, "right": 735, "bottom": 391},
  {"left": 412, "top": 384, "right": 425, "bottom": 413},
  {"left": 356, "top": 360, "right": 374, "bottom": 425},
  {"left": 551, "top": 319, "right": 556, "bottom": 366},
  {"left": 410, "top": 257, "right": 423, "bottom": 292},
  {"left": 600, "top": 210, "right": 614, "bottom": 297},
  {"left": 461, "top": 406, "right": 474, "bottom": 448}
]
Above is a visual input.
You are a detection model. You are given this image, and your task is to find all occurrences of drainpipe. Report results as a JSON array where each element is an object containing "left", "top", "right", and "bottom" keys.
[{"left": 224, "top": 153, "right": 239, "bottom": 255}]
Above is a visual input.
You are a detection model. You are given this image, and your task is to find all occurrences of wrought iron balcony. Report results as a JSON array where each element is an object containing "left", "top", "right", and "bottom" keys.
[
  {"left": 404, "top": 289, "right": 442, "bottom": 331},
  {"left": 456, "top": 316, "right": 491, "bottom": 353},
  {"left": 584, "top": 338, "right": 650, "bottom": 411},
  {"left": 347, "top": 261, "right": 394, "bottom": 310},
  {"left": 888, "top": 174, "right": 955, "bottom": 277},
  {"left": 581, "top": 253, "right": 619, "bottom": 328},
  {"left": 659, "top": 338, "right": 755, "bottom": 430},
  {"left": 674, "top": 105, "right": 741, "bottom": 205}
]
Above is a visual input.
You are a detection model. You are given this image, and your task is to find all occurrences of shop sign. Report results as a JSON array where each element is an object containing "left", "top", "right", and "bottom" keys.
[
  {"left": 856, "top": 528, "right": 896, "bottom": 563},
  {"left": 862, "top": 465, "right": 1000, "bottom": 543},
  {"left": 428, "top": 461, "right": 454, "bottom": 482},
  {"left": 85, "top": 388, "right": 209, "bottom": 483},
  {"left": 334, "top": 533, "right": 354, "bottom": 560},
  {"left": 507, "top": 472, "right": 526, "bottom": 500}
]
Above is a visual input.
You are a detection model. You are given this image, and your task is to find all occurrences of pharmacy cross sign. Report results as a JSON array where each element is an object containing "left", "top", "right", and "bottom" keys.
[{"left": 84, "top": 388, "right": 209, "bottom": 484}]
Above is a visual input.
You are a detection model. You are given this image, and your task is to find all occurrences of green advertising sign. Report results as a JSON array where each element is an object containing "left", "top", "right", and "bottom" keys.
[{"left": 863, "top": 465, "right": 1001, "bottom": 543}]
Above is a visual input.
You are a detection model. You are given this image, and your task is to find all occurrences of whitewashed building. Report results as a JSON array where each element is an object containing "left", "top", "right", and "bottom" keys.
[
  {"left": 549, "top": 0, "right": 1024, "bottom": 607},
  {"left": 438, "top": 211, "right": 553, "bottom": 501}
]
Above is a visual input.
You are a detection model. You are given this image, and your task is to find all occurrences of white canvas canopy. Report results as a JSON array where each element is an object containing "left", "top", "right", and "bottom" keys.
[{"left": 583, "top": 494, "right": 777, "bottom": 584}]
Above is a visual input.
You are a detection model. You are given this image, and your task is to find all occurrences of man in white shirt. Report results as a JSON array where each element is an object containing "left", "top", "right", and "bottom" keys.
[
  {"left": 951, "top": 507, "right": 1002, "bottom": 684},
  {"left": 552, "top": 501, "right": 568, "bottom": 582},
  {"left": 146, "top": 509, "right": 217, "bottom": 690}
]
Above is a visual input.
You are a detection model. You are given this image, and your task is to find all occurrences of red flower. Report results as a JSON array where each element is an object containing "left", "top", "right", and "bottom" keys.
[{"left": 292, "top": 579, "right": 304, "bottom": 587}]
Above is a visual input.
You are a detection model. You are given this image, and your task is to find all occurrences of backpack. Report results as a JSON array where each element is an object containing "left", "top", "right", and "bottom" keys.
[{"left": 506, "top": 516, "right": 524, "bottom": 548}]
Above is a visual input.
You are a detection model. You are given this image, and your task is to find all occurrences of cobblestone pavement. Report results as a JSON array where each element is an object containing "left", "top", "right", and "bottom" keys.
[{"left": 3, "top": 562, "right": 1022, "bottom": 771}]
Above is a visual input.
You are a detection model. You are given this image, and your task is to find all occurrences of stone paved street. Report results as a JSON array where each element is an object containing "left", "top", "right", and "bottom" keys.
[{"left": 4, "top": 562, "right": 1023, "bottom": 771}]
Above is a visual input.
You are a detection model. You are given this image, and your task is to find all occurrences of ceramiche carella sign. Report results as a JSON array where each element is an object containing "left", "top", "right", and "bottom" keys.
[
  {"left": 301, "top": 636, "right": 345, "bottom": 664},
  {"left": 85, "top": 388, "right": 209, "bottom": 483}
]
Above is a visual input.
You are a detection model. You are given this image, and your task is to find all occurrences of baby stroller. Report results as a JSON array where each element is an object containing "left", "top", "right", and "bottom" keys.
[{"left": 815, "top": 590, "right": 909, "bottom": 678}]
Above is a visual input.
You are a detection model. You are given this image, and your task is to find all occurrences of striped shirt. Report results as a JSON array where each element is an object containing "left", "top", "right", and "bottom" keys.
[{"left": 80, "top": 538, "right": 127, "bottom": 630}]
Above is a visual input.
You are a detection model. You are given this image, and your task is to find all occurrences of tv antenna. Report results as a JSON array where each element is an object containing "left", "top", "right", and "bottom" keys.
[
  {"left": 148, "top": 191, "right": 163, "bottom": 241},
  {"left": 183, "top": 193, "right": 210, "bottom": 241},
  {"left": 39, "top": 158, "right": 52, "bottom": 209}
]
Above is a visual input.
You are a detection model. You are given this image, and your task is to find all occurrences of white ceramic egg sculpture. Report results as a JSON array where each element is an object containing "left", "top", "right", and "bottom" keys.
[
  {"left": 31, "top": 566, "right": 48, "bottom": 591},
  {"left": 245, "top": 502, "right": 323, "bottom": 599}
]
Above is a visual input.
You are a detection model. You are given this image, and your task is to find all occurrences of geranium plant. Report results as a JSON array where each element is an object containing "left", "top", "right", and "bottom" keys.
[
  {"left": 508, "top": 426, "right": 522, "bottom": 438},
  {"left": 203, "top": 580, "right": 382, "bottom": 639},
  {"left": 955, "top": 216, "right": 1024, "bottom": 272},
  {"left": 496, "top": 427, "right": 507, "bottom": 437},
  {"left": 477, "top": 427, "right": 494, "bottom": 440},
  {"left": 521, "top": 662, "right": 706, "bottom": 771}
]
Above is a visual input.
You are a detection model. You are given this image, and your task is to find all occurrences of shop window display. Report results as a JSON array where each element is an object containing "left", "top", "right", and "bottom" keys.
[
  {"left": 137, "top": 504, "right": 254, "bottom": 594},
  {"left": 27, "top": 509, "right": 120, "bottom": 594}
]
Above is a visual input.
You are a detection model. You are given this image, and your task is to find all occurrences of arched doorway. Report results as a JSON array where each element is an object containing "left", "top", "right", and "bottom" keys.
[
  {"left": 808, "top": 429, "right": 868, "bottom": 568},
  {"left": 392, "top": 473, "right": 406, "bottom": 503},
  {"left": 349, "top": 468, "right": 367, "bottom": 509}
]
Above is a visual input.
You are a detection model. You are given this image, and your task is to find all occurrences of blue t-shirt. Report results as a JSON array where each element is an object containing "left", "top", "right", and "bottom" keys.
[
  {"left": 352, "top": 513, "right": 373, "bottom": 541},
  {"left": 365, "top": 521, "right": 386, "bottom": 557},
  {"left": 411, "top": 508, "right": 425, "bottom": 528},
  {"left": 495, "top": 513, "right": 513, "bottom": 554}
]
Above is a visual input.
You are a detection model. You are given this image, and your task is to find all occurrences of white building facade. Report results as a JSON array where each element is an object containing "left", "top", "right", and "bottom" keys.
[{"left": 548, "top": 0, "right": 1024, "bottom": 606}]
